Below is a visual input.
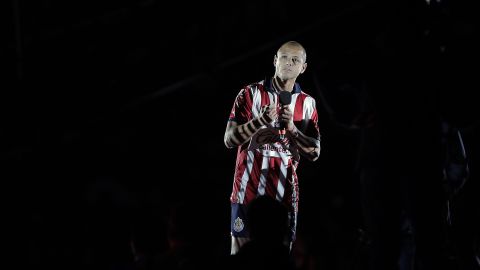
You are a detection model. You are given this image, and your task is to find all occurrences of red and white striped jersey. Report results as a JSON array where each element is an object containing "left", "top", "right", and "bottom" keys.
[{"left": 228, "top": 78, "right": 320, "bottom": 212}]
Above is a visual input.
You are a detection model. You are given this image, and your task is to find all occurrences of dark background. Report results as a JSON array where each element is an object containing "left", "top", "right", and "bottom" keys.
[{"left": 2, "top": 0, "right": 478, "bottom": 269}]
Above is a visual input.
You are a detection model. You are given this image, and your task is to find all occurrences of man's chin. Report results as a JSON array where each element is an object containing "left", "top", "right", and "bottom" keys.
[{"left": 279, "top": 74, "right": 296, "bottom": 81}]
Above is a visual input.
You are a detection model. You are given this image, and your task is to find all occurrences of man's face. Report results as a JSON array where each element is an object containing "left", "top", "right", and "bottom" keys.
[{"left": 274, "top": 45, "right": 307, "bottom": 81}]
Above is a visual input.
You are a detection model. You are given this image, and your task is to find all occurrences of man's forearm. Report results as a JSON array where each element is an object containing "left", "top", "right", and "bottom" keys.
[
  {"left": 289, "top": 128, "right": 320, "bottom": 161},
  {"left": 224, "top": 117, "right": 266, "bottom": 148}
]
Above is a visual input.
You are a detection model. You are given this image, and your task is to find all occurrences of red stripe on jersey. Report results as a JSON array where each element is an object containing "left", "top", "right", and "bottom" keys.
[
  {"left": 259, "top": 84, "right": 271, "bottom": 108},
  {"left": 244, "top": 86, "right": 253, "bottom": 114},
  {"left": 311, "top": 106, "right": 318, "bottom": 122},
  {"left": 293, "top": 93, "right": 306, "bottom": 121}
]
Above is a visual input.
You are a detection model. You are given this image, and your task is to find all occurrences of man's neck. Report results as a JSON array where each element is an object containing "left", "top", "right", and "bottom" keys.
[{"left": 273, "top": 77, "right": 295, "bottom": 92}]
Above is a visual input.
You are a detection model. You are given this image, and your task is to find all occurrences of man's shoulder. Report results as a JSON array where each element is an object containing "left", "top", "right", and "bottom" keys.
[
  {"left": 297, "top": 90, "right": 317, "bottom": 102},
  {"left": 236, "top": 80, "right": 267, "bottom": 96},
  {"left": 243, "top": 79, "right": 266, "bottom": 91}
]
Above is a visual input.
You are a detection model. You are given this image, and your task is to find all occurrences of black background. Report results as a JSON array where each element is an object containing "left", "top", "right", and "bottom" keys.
[{"left": 2, "top": 0, "right": 478, "bottom": 269}]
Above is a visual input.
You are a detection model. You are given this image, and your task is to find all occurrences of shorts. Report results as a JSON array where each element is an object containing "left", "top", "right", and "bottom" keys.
[{"left": 230, "top": 202, "right": 297, "bottom": 242}]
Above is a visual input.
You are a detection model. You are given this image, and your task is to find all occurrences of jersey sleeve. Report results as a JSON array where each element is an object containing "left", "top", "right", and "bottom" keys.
[{"left": 229, "top": 86, "right": 253, "bottom": 125}]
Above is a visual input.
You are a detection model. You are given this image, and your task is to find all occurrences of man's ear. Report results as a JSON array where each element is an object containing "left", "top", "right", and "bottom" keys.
[
  {"left": 300, "top": 62, "right": 307, "bottom": 74},
  {"left": 273, "top": 55, "right": 278, "bottom": 67}
]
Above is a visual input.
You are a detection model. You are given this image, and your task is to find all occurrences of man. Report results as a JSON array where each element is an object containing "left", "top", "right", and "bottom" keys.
[{"left": 224, "top": 41, "right": 321, "bottom": 254}]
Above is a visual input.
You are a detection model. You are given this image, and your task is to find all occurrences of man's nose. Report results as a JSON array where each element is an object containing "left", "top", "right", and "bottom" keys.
[{"left": 287, "top": 57, "right": 298, "bottom": 66}]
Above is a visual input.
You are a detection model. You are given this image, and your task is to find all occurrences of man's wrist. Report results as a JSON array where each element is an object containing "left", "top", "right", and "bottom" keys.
[
  {"left": 252, "top": 117, "right": 263, "bottom": 129},
  {"left": 289, "top": 127, "right": 300, "bottom": 138}
]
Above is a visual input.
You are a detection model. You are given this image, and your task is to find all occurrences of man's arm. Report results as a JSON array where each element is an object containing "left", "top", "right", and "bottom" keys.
[
  {"left": 288, "top": 127, "right": 320, "bottom": 161},
  {"left": 224, "top": 105, "right": 277, "bottom": 148},
  {"left": 279, "top": 105, "right": 320, "bottom": 161}
]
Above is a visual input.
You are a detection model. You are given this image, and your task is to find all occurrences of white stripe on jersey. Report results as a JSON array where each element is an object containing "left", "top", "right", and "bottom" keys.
[
  {"left": 290, "top": 93, "right": 299, "bottom": 116},
  {"left": 268, "top": 91, "right": 277, "bottom": 108},
  {"left": 257, "top": 156, "right": 269, "bottom": 196},
  {"left": 303, "top": 96, "right": 315, "bottom": 119},
  {"left": 238, "top": 151, "right": 255, "bottom": 203},
  {"left": 252, "top": 88, "right": 262, "bottom": 118}
]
